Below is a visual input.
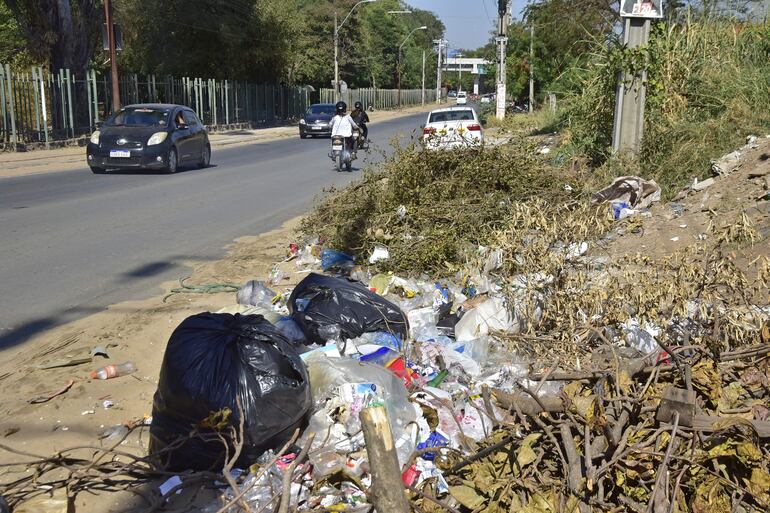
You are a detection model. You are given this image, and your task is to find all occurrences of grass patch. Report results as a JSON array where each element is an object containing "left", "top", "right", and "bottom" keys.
[{"left": 557, "top": 18, "right": 770, "bottom": 196}]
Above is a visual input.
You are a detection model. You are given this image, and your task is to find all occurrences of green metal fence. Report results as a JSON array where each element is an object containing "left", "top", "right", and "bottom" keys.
[
  {"left": 0, "top": 64, "right": 309, "bottom": 147},
  {"left": 319, "top": 88, "right": 436, "bottom": 110}
]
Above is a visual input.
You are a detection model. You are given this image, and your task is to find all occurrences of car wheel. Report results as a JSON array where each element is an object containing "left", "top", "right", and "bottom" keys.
[
  {"left": 300, "top": 133, "right": 307, "bottom": 139},
  {"left": 90, "top": 166, "right": 106, "bottom": 174},
  {"left": 198, "top": 144, "right": 211, "bottom": 168},
  {"left": 165, "top": 147, "right": 178, "bottom": 174}
]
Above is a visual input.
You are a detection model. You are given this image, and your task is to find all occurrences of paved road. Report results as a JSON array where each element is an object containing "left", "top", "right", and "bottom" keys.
[{"left": 0, "top": 111, "right": 428, "bottom": 349}]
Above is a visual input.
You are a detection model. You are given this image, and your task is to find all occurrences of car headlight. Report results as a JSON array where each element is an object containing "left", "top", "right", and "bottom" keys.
[
  {"left": 299, "top": 119, "right": 306, "bottom": 125},
  {"left": 90, "top": 131, "right": 100, "bottom": 144},
  {"left": 147, "top": 132, "right": 168, "bottom": 146}
]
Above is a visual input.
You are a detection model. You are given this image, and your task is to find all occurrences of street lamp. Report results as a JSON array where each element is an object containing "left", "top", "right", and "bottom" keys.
[
  {"left": 334, "top": 0, "right": 378, "bottom": 101},
  {"left": 397, "top": 26, "right": 427, "bottom": 106}
]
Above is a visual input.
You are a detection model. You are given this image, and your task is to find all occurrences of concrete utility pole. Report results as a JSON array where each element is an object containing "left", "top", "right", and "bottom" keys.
[
  {"left": 103, "top": 0, "right": 120, "bottom": 113},
  {"left": 456, "top": 53, "right": 463, "bottom": 92},
  {"left": 421, "top": 50, "right": 426, "bottom": 105},
  {"left": 529, "top": 22, "right": 534, "bottom": 113},
  {"left": 612, "top": 18, "right": 651, "bottom": 154},
  {"left": 433, "top": 39, "right": 446, "bottom": 103},
  {"left": 496, "top": 0, "right": 509, "bottom": 120}
]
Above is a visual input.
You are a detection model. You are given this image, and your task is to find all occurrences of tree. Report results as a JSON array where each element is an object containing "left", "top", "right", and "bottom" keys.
[
  {"left": 4, "top": 0, "right": 99, "bottom": 73},
  {"left": 0, "top": 1, "right": 32, "bottom": 66}
]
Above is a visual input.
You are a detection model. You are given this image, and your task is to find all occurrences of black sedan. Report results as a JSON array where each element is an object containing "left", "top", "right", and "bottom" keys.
[
  {"left": 87, "top": 104, "right": 210, "bottom": 174},
  {"left": 299, "top": 103, "right": 336, "bottom": 139}
]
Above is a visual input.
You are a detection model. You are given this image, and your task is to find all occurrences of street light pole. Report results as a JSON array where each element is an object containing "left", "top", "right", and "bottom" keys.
[
  {"left": 334, "top": 0, "right": 378, "bottom": 102},
  {"left": 397, "top": 26, "right": 427, "bottom": 107}
]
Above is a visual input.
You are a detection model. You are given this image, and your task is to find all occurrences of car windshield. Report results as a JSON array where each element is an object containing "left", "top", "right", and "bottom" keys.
[
  {"left": 429, "top": 110, "right": 475, "bottom": 123},
  {"left": 107, "top": 108, "right": 170, "bottom": 127},
  {"left": 308, "top": 105, "right": 335, "bottom": 115},
  {"left": 458, "top": 93, "right": 467, "bottom": 97}
]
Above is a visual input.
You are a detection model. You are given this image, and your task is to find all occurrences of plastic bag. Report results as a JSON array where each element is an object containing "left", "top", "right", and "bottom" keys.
[
  {"left": 304, "top": 356, "right": 417, "bottom": 465},
  {"left": 236, "top": 280, "right": 277, "bottom": 307},
  {"left": 321, "top": 249, "right": 356, "bottom": 273},
  {"left": 150, "top": 313, "right": 312, "bottom": 471},
  {"left": 455, "top": 297, "right": 512, "bottom": 342},
  {"left": 288, "top": 273, "right": 408, "bottom": 345}
]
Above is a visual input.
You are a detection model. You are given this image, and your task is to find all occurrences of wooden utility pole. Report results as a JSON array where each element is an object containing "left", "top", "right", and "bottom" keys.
[
  {"left": 103, "top": 0, "right": 120, "bottom": 113},
  {"left": 360, "top": 407, "right": 410, "bottom": 513}
]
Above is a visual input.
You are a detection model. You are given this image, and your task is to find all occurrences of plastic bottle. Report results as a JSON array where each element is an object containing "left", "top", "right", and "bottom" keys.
[{"left": 91, "top": 361, "right": 136, "bottom": 380}]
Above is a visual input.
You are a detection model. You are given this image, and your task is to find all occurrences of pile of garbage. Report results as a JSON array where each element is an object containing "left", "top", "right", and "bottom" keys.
[{"left": 145, "top": 222, "right": 769, "bottom": 513}]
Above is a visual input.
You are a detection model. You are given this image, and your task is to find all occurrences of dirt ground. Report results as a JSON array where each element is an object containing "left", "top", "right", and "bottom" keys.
[
  {"left": 0, "top": 132, "right": 768, "bottom": 513},
  {"left": 0, "top": 218, "right": 305, "bottom": 512}
]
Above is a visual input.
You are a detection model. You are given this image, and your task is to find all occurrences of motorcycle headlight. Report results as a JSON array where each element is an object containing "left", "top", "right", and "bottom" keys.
[
  {"left": 90, "top": 131, "right": 100, "bottom": 144},
  {"left": 299, "top": 119, "right": 306, "bottom": 125},
  {"left": 147, "top": 132, "right": 168, "bottom": 146}
]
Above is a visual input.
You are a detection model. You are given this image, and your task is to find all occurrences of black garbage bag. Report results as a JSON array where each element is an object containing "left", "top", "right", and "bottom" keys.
[
  {"left": 288, "top": 273, "right": 409, "bottom": 345},
  {"left": 150, "top": 313, "right": 312, "bottom": 471}
]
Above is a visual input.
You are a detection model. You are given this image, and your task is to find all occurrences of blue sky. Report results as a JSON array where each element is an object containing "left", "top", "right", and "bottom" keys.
[{"left": 408, "top": 0, "right": 528, "bottom": 51}]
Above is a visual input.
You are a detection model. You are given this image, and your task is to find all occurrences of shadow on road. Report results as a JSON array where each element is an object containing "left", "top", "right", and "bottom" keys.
[
  {"left": 98, "top": 164, "right": 219, "bottom": 176},
  {"left": 0, "top": 254, "right": 216, "bottom": 351}
]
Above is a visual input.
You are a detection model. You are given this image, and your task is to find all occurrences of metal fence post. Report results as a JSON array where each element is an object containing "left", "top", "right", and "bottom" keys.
[
  {"left": 0, "top": 66, "right": 7, "bottom": 143},
  {"left": 224, "top": 79, "right": 229, "bottom": 125},
  {"left": 39, "top": 67, "right": 49, "bottom": 148},
  {"left": 91, "top": 70, "right": 100, "bottom": 124},
  {"left": 65, "top": 68, "right": 75, "bottom": 138},
  {"left": 31, "top": 67, "right": 41, "bottom": 138},
  {"left": 5, "top": 64, "right": 18, "bottom": 144}
]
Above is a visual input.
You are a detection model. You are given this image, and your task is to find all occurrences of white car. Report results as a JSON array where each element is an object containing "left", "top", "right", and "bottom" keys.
[
  {"left": 422, "top": 106, "right": 483, "bottom": 150},
  {"left": 456, "top": 91, "right": 468, "bottom": 105},
  {"left": 480, "top": 94, "right": 494, "bottom": 104}
]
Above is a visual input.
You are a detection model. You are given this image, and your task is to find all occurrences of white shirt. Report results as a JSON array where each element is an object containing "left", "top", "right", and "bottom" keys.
[{"left": 331, "top": 114, "right": 358, "bottom": 138}]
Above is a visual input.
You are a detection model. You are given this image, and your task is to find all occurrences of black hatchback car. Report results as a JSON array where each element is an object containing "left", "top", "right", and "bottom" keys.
[
  {"left": 299, "top": 103, "right": 336, "bottom": 138},
  {"left": 87, "top": 104, "right": 210, "bottom": 174}
]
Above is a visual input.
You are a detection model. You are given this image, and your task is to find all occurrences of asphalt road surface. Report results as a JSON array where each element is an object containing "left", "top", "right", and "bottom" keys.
[{"left": 0, "top": 111, "right": 428, "bottom": 350}]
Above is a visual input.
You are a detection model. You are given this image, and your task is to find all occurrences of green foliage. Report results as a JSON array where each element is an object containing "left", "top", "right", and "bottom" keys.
[
  {"left": 3, "top": 0, "right": 100, "bottom": 72},
  {"left": 560, "top": 18, "right": 770, "bottom": 194},
  {"left": 0, "top": 1, "right": 32, "bottom": 66}
]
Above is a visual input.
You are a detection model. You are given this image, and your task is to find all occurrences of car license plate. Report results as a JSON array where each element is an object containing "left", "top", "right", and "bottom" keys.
[
  {"left": 109, "top": 150, "right": 131, "bottom": 158},
  {"left": 312, "top": 126, "right": 323, "bottom": 130},
  {"left": 332, "top": 144, "right": 343, "bottom": 151}
]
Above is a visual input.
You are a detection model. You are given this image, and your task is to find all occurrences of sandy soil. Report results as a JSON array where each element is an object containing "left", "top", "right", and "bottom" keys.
[
  {"left": 0, "top": 105, "right": 431, "bottom": 179},
  {"left": 0, "top": 217, "right": 306, "bottom": 512},
  {"left": 601, "top": 136, "right": 770, "bottom": 267}
]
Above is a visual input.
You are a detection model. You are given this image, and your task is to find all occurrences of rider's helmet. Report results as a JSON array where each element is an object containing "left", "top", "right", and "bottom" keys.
[
  {"left": 354, "top": 101, "right": 363, "bottom": 111},
  {"left": 335, "top": 101, "right": 347, "bottom": 115}
]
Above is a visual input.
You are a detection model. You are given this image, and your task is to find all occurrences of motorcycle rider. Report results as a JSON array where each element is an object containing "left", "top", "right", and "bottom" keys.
[
  {"left": 330, "top": 101, "right": 359, "bottom": 152},
  {"left": 350, "top": 101, "right": 370, "bottom": 142}
]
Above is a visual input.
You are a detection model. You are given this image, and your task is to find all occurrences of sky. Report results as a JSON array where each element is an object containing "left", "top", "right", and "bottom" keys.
[{"left": 408, "top": 0, "right": 528, "bottom": 51}]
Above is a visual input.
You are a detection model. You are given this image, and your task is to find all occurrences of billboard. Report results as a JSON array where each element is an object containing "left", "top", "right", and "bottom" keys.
[{"left": 621, "top": 0, "right": 663, "bottom": 18}]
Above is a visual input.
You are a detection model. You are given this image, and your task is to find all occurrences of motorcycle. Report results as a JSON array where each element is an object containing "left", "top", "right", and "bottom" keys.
[{"left": 329, "top": 129, "right": 359, "bottom": 172}]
